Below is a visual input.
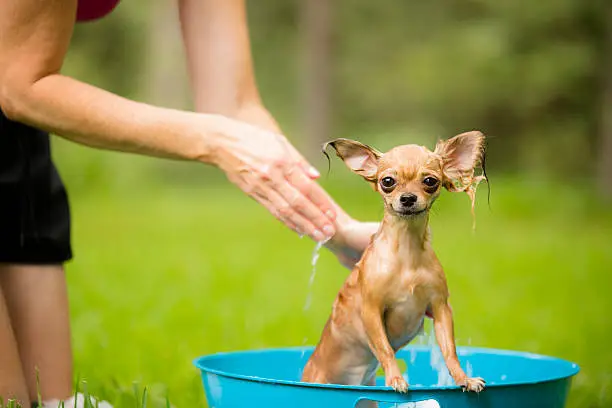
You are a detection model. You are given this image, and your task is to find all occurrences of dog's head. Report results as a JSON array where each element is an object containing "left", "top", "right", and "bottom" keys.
[{"left": 324, "top": 131, "right": 486, "bottom": 220}]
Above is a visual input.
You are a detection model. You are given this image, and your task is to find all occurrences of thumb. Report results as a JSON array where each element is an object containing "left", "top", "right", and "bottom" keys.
[
  {"left": 286, "top": 145, "right": 320, "bottom": 179},
  {"left": 301, "top": 162, "right": 320, "bottom": 179}
]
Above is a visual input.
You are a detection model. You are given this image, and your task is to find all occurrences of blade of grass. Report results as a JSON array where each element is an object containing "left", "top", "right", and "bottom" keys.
[
  {"left": 35, "top": 366, "right": 42, "bottom": 408},
  {"left": 132, "top": 383, "right": 140, "bottom": 408},
  {"left": 73, "top": 376, "right": 80, "bottom": 408},
  {"left": 82, "top": 380, "right": 91, "bottom": 408},
  {"left": 140, "top": 387, "right": 147, "bottom": 408}
]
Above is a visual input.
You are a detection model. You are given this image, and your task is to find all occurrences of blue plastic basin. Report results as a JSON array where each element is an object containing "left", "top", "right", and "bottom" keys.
[{"left": 193, "top": 346, "right": 579, "bottom": 408}]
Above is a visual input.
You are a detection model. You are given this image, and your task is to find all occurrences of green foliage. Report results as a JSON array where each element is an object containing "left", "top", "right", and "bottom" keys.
[
  {"left": 332, "top": 0, "right": 607, "bottom": 176},
  {"left": 54, "top": 0, "right": 610, "bottom": 194}
]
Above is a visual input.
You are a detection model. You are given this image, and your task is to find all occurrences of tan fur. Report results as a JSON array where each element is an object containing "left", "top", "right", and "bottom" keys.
[{"left": 302, "top": 131, "right": 487, "bottom": 396}]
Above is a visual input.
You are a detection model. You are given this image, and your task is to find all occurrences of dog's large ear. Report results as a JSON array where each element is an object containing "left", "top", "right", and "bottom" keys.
[
  {"left": 435, "top": 131, "right": 487, "bottom": 230},
  {"left": 323, "top": 138, "right": 382, "bottom": 182},
  {"left": 434, "top": 131, "right": 485, "bottom": 193}
]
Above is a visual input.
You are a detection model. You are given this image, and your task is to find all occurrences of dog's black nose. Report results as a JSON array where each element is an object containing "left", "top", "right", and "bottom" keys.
[{"left": 399, "top": 193, "right": 418, "bottom": 207}]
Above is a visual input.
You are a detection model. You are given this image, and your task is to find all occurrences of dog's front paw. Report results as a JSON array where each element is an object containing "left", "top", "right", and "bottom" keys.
[
  {"left": 386, "top": 375, "right": 408, "bottom": 393},
  {"left": 461, "top": 377, "right": 485, "bottom": 393}
]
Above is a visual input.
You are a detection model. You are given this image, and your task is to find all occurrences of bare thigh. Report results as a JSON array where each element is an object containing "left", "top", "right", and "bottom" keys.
[{"left": 0, "top": 264, "right": 73, "bottom": 402}]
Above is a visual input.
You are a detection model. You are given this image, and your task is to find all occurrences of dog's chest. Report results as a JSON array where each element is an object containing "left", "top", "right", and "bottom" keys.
[
  {"left": 384, "top": 293, "right": 427, "bottom": 350},
  {"left": 383, "top": 272, "right": 431, "bottom": 350}
]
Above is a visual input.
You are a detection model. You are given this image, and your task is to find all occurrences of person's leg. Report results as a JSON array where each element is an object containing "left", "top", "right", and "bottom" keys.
[
  {"left": 0, "top": 98, "right": 84, "bottom": 407},
  {"left": 0, "top": 264, "right": 73, "bottom": 403},
  {"left": 0, "top": 281, "right": 31, "bottom": 406}
]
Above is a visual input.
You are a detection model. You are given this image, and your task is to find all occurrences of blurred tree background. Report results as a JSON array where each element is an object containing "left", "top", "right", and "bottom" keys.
[
  {"left": 55, "top": 0, "right": 612, "bottom": 196},
  {"left": 46, "top": 1, "right": 612, "bottom": 407}
]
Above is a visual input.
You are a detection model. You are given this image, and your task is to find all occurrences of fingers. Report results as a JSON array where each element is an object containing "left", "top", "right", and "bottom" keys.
[
  {"left": 302, "top": 162, "right": 321, "bottom": 179},
  {"left": 274, "top": 179, "right": 335, "bottom": 241},
  {"left": 251, "top": 190, "right": 301, "bottom": 234},
  {"left": 283, "top": 147, "right": 338, "bottom": 221},
  {"left": 251, "top": 162, "right": 335, "bottom": 241},
  {"left": 285, "top": 165, "right": 336, "bottom": 221},
  {"left": 260, "top": 155, "right": 336, "bottom": 241},
  {"left": 222, "top": 130, "right": 338, "bottom": 241},
  {"left": 253, "top": 187, "right": 325, "bottom": 241},
  {"left": 281, "top": 138, "right": 321, "bottom": 180}
]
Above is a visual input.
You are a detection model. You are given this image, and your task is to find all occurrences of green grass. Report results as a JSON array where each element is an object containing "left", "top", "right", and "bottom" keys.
[{"left": 62, "top": 174, "right": 612, "bottom": 407}]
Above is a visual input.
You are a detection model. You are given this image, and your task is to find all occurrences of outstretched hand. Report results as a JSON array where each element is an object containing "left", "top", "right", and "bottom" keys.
[
  {"left": 211, "top": 117, "right": 337, "bottom": 242},
  {"left": 209, "top": 115, "right": 379, "bottom": 268}
]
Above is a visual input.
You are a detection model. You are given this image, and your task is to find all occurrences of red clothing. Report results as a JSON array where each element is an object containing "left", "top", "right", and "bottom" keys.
[{"left": 76, "top": 0, "right": 120, "bottom": 22}]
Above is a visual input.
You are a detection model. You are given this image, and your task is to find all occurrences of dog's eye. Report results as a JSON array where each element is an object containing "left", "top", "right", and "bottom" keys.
[
  {"left": 423, "top": 177, "right": 439, "bottom": 187},
  {"left": 380, "top": 176, "right": 396, "bottom": 191}
]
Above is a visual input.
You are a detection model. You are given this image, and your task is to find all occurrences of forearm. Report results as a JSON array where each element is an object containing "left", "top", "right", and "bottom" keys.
[
  {"left": 0, "top": 0, "right": 209, "bottom": 161},
  {"left": 3, "top": 74, "right": 220, "bottom": 162}
]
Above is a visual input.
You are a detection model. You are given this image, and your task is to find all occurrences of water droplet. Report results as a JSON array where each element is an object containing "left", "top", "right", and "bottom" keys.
[{"left": 303, "top": 240, "right": 327, "bottom": 311}]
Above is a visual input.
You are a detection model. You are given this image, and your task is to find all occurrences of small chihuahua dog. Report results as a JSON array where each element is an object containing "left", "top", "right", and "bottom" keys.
[{"left": 302, "top": 131, "right": 487, "bottom": 396}]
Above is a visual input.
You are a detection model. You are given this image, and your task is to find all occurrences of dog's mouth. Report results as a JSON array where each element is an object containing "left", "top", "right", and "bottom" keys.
[{"left": 394, "top": 208, "right": 428, "bottom": 218}]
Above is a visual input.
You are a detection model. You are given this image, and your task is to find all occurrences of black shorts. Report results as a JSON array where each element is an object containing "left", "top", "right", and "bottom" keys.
[{"left": 0, "top": 110, "right": 72, "bottom": 264}]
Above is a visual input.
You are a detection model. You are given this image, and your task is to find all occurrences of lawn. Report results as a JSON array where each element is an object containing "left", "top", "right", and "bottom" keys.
[{"left": 63, "top": 173, "right": 612, "bottom": 407}]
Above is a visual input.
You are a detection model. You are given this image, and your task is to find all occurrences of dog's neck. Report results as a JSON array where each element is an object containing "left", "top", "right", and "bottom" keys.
[{"left": 378, "top": 212, "right": 430, "bottom": 264}]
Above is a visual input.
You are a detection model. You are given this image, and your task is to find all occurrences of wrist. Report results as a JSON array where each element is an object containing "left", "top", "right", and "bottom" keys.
[
  {"left": 234, "top": 102, "right": 281, "bottom": 134},
  {"left": 190, "top": 113, "right": 237, "bottom": 166},
  {"left": 326, "top": 218, "right": 379, "bottom": 256},
  {"left": 190, "top": 105, "right": 280, "bottom": 166},
  {"left": 325, "top": 215, "right": 357, "bottom": 250}
]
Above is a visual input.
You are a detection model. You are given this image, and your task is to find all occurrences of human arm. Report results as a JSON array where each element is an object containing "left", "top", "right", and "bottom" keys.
[
  {"left": 178, "top": 0, "right": 379, "bottom": 262},
  {"left": 0, "top": 0, "right": 337, "bottom": 242}
]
